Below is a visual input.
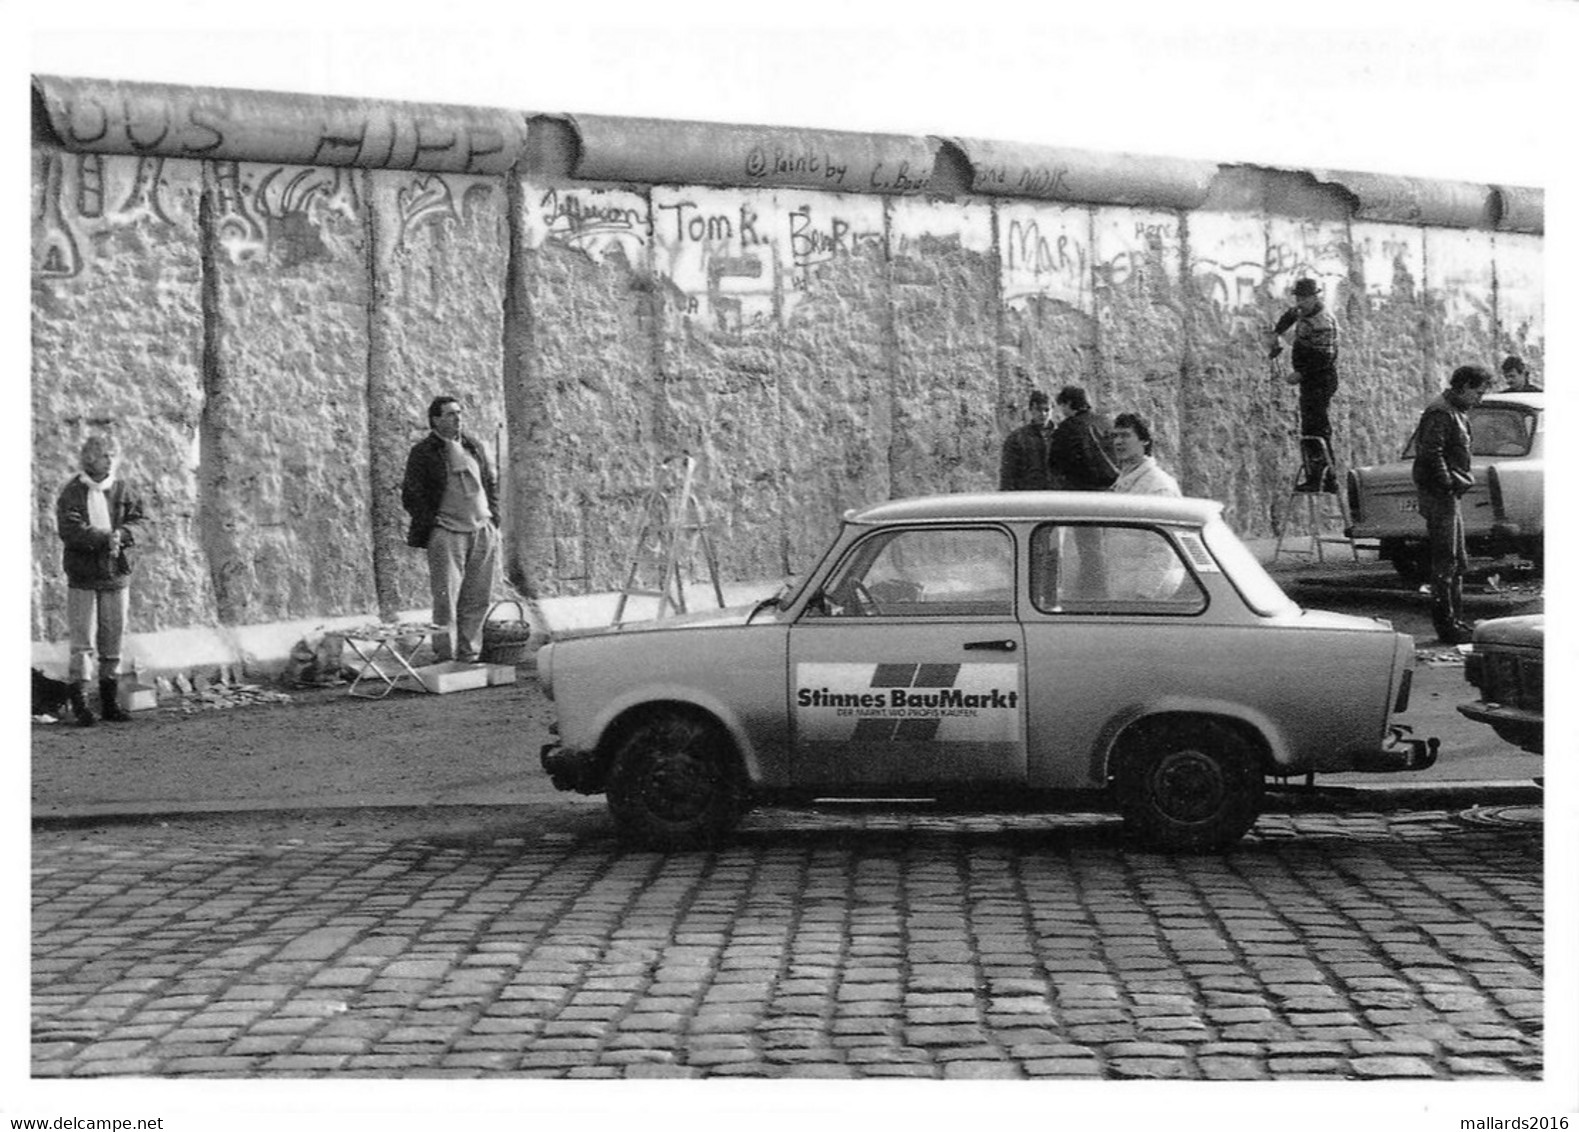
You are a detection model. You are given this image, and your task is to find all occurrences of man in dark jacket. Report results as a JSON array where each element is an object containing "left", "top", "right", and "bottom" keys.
[
  {"left": 1412, "top": 364, "right": 1494, "bottom": 644},
  {"left": 401, "top": 396, "right": 501, "bottom": 663},
  {"left": 56, "top": 434, "right": 145, "bottom": 725},
  {"left": 1047, "top": 385, "right": 1119, "bottom": 491},
  {"left": 998, "top": 389, "right": 1054, "bottom": 490},
  {"left": 1268, "top": 277, "right": 1341, "bottom": 492}
]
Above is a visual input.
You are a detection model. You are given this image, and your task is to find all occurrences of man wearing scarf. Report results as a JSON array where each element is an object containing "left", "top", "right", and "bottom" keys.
[
  {"left": 1268, "top": 277, "right": 1341, "bottom": 492},
  {"left": 55, "top": 433, "right": 145, "bottom": 726}
]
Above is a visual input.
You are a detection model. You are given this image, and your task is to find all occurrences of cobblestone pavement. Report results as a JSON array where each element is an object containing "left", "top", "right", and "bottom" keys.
[{"left": 32, "top": 804, "right": 1542, "bottom": 1080}]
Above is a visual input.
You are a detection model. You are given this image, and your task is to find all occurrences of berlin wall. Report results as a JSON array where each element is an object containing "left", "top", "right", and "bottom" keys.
[{"left": 29, "top": 75, "right": 1545, "bottom": 652}]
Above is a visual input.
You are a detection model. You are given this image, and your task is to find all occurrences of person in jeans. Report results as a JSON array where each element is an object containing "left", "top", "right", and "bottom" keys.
[
  {"left": 1267, "top": 277, "right": 1341, "bottom": 492},
  {"left": 401, "top": 396, "right": 501, "bottom": 663},
  {"left": 1412, "top": 364, "right": 1494, "bottom": 644},
  {"left": 56, "top": 433, "right": 145, "bottom": 725}
]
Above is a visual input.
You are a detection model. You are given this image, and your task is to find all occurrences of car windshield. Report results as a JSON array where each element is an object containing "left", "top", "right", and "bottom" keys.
[
  {"left": 1402, "top": 405, "right": 1537, "bottom": 458},
  {"left": 1201, "top": 517, "right": 1296, "bottom": 617}
]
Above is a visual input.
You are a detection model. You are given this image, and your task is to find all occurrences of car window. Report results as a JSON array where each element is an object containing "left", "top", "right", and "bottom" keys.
[
  {"left": 1029, "top": 523, "right": 1206, "bottom": 615},
  {"left": 1402, "top": 406, "right": 1536, "bottom": 458},
  {"left": 812, "top": 527, "right": 1014, "bottom": 618}
]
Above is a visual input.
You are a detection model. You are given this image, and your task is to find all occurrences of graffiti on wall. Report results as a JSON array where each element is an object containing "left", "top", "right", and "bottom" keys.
[
  {"left": 887, "top": 197, "right": 993, "bottom": 259},
  {"left": 209, "top": 162, "right": 362, "bottom": 265},
  {"left": 521, "top": 184, "right": 648, "bottom": 266},
  {"left": 45, "top": 82, "right": 522, "bottom": 174},
  {"left": 649, "top": 187, "right": 883, "bottom": 331},
  {"left": 1094, "top": 211, "right": 1182, "bottom": 294},
  {"left": 34, "top": 152, "right": 183, "bottom": 279}
]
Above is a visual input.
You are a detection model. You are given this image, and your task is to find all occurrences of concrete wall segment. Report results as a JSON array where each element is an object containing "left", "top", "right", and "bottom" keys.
[
  {"left": 566, "top": 113, "right": 939, "bottom": 196},
  {"left": 1310, "top": 167, "right": 1500, "bottom": 230},
  {"left": 32, "top": 148, "right": 214, "bottom": 641},
  {"left": 1492, "top": 186, "right": 1543, "bottom": 235},
  {"left": 34, "top": 75, "right": 530, "bottom": 175},
  {"left": 952, "top": 137, "right": 1216, "bottom": 209}
]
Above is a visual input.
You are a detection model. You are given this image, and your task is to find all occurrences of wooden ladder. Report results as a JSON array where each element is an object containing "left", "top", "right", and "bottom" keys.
[
  {"left": 1273, "top": 436, "right": 1359, "bottom": 564},
  {"left": 611, "top": 453, "right": 726, "bottom": 626}
]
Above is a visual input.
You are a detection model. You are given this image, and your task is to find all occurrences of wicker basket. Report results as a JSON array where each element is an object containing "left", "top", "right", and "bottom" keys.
[{"left": 480, "top": 599, "right": 536, "bottom": 665}]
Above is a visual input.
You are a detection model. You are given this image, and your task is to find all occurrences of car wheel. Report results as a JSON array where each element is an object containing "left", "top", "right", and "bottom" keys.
[
  {"left": 1114, "top": 719, "right": 1264, "bottom": 851},
  {"left": 605, "top": 711, "right": 744, "bottom": 849},
  {"left": 1383, "top": 540, "right": 1430, "bottom": 586}
]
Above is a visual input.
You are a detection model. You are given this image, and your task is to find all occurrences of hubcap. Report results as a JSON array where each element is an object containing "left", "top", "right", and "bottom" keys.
[
  {"left": 636, "top": 733, "right": 712, "bottom": 823},
  {"left": 1152, "top": 749, "right": 1226, "bottom": 823}
]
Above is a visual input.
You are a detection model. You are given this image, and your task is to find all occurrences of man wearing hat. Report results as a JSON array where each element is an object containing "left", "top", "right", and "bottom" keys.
[
  {"left": 998, "top": 388, "right": 1055, "bottom": 491},
  {"left": 1267, "top": 278, "right": 1341, "bottom": 492}
]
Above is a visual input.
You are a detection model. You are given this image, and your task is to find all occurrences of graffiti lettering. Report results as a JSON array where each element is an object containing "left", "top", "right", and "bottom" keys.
[
  {"left": 76, "top": 155, "right": 106, "bottom": 219},
  {"left": 744, "top": 146, "right": 849, "bottom": 185},
  {"left": 119, "top": 156, "right": 173, "bottom": 225},
  {"left": 869, "top": 160, "right": 928, "bottom": 193},
  {"left": 1004, "top": 219, "right": 1085, "bottom": 278},
  {"left": 1017, "top": 166, "right": 1071, "bottom": 197},
  {"left": 657, "top": 200, "right": 734, "bottom": 243},
  {"left": 396, "top": 176, "right": 458, "bottom": 245},
  {"left": 539, "top": 188, "right": 644, "bottom": 241},
  {"left": 34, "top": 153, "right": 82, "bottom": 278}
]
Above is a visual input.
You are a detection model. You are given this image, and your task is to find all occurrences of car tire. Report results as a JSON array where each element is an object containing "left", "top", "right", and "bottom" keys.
[
  {"left": 1114, "top": 719, "right": 1264, "bottom": 851},
  {"left": 1383, "top": 540, "right": 1430, "bottom": 586},
  {"left": 605, "top": 710, "right": 744, "bottom": 849}
]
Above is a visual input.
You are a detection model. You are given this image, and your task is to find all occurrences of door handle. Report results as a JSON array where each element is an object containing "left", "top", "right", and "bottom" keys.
[{"left": 963, "top": 639, "right": 1018, "bottom": 652}]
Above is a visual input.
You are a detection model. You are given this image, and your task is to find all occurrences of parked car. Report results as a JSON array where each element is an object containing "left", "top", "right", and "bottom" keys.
[
  {"left": 1460, "top": 613, "right": 1544, "bottom": 754},
  {"left": 539, "top": 492, "right": 1438, "bottom": 851},
  {"left": 1347, "top": 391, "right": 1544, "bottom": 583}
]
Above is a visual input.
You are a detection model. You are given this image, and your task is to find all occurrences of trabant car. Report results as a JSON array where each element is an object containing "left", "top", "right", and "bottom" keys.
[
  {"left": 539, "top": 493, "right": 1436, "bottom": 851},
  {"left": 1460, "top": 613, "right": 1544, "bottom": 754},
  {"left": 1347, "top": 391, "right": 1544, "bottom": 583}
]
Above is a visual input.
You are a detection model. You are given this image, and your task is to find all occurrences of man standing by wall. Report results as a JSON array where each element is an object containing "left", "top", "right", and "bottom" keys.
[
  {"left": 1412, "top": 364, "right": 1494, "bottom": 645},
  {"left": 1109, "top": 412, "right": 1181, "bottom": 497},
  {"left": 1047, "top": 386, "right": 1119, "bottom": 491},
  {"left": 998, "top": 388, "right": 1054, "bottom": 490},
  {"left": 1267, "top": 278, "right": 1341, "bottom": 492},
  {"left": 56, "top": 434, "right": 145, "bottom": 726},
  {"left": 402, "top": 396, "right": 501, "bottom": 663}
]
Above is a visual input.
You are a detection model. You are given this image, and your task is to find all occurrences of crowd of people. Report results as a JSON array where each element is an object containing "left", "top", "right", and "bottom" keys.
[{"left": 999, "top": 384, "right": 1181, "bottom": 499}]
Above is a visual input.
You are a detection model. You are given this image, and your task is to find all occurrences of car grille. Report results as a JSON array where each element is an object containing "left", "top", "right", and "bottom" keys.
[{"left": 1477, "top": 651, "right": 1543, "bottom": 712}]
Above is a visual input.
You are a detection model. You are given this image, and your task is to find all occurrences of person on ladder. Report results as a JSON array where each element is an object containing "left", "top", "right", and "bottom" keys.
[{"left": 1267, "top": 277, "right": 1341, "bottom": 493}]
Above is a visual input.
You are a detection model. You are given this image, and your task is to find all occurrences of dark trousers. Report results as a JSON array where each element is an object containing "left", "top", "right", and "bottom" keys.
[
  {"left": 1297, "top": 366, "right": 1339, "bottom": 483},
  {"left": 1419, "top": 488, "right": 1468, "bottom": 635}
]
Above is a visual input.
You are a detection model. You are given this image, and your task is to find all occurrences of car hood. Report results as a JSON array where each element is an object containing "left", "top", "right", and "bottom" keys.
[{"left": 1472, "top": 613, "right": 1544, "bottom": 647}]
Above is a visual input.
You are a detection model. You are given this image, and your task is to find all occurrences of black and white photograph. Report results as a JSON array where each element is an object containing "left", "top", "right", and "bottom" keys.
[{"left": 11, "top": 1, "right": 1576, "bottom": 1128}]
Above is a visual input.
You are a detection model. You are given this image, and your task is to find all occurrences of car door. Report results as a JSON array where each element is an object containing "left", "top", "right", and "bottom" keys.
[
  {"left": 1020, "top": 520, "right": 1215, "bottom": 789},
  {"left": 788, "top": 524, "right": 1027, "bottom": 789}
]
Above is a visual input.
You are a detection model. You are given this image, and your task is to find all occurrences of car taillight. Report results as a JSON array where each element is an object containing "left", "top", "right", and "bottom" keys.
[
  {"left": 1487, "top": 465, "right": 1504, "bottom": 517},
  {"left": 1394, "top": 667, "right": 1413, "bottom": 713}
]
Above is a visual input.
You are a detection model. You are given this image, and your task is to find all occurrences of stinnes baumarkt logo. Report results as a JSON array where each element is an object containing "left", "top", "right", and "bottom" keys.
[{"left": 795, "top": 662, "right": 1021, "bottom": 743}]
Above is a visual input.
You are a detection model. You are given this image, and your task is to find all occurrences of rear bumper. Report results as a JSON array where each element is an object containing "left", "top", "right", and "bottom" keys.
[{"left": 1342, "top": 726, "right": 1441, "bottom": 774}]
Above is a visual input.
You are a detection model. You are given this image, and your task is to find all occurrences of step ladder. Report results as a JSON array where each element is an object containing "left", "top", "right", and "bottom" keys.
[
  {"left": 1273, "top": 436, "right": 1358, "bottom": 564},
  {"left": 611, "top": 453, "right": 726, "bottom": 627}
]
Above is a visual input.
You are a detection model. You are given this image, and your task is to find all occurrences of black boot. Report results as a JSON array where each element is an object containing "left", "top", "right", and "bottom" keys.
[
  {"left": 99, "top": 678, "right": 131, "bottom": 722},
  {"left": 1430, "top": 581, "right": 1473, "bottom": 645},
  {"left": 69, "top": 682, "right": 96, "bottom": 727}
]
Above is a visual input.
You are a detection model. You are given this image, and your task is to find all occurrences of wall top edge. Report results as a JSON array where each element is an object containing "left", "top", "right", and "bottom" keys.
[
  {"left": 1310, "top": 166, "right": 1542, "bottom": 233},
  {"left": 944, "top": 137, "right": 1218, "bottom": 209},
  {"left": 560, "top": 112, "right": 940, "bottom": 195},
  {"left": 32, "top": 73, "right": 531, "bottom": 176},
  {"left": 29, "top": 74, "right": 1543, "bottom": 231}
]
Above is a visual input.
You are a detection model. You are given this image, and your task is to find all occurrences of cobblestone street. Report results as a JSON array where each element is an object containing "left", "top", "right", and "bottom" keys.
[{"left": 32, "top": 803, "right": 1542, "bottom": 1081}]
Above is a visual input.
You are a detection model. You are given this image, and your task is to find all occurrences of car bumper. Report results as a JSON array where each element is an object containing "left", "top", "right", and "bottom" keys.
[
  {"left": 1457, "top": 701, "right": 1543, "bottom": 752},
  {"left": 540, "top": 740, "right": 606, "bottom": 794},
  {"left": 1341, "top": 727, "right": 1441, "bottom": 773}
]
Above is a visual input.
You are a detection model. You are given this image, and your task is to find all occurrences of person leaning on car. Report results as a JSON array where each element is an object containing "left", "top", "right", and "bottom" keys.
[
  {"left": 401, "top": 395, "right": 501, "bottom": 663},
  {"left": 999, "top": 387, "right": 1055, "bottom": 491},
  {"left": 56, "top": 433, "right": 145, "bottom": 727},
  {"left": 1412, "top": 364, "right": 1495, "bottom": 645}
]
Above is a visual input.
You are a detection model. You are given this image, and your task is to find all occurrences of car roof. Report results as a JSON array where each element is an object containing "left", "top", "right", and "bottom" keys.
[{"left": 846, "top": 491, "right": 1223, "bottom": 526}]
